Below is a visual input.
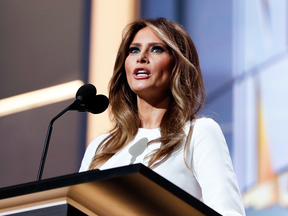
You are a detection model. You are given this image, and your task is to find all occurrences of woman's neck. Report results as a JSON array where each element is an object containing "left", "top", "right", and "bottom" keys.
[{"left": 137, "top": 95, "right": 170, "bottom": 129}]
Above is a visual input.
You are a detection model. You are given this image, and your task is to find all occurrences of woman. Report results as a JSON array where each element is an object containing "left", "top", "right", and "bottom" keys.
[{"left": 80, "top": 18, "right": 246, "bottom": 216}]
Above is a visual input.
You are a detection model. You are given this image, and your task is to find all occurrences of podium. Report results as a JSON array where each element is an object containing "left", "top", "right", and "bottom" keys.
[{"left": 0, "top": 164, "right": 221, "bottom": 216}]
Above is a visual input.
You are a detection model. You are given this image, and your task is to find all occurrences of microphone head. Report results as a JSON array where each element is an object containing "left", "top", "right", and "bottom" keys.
[
  {"left": 76, "top": 84, "right": 97, "bottom": 104},
  {"left": 87, "top": 94, "right": 109, "bottom": 114},
  {"left": 69, "top": 84, "right": 108, "bottom": 114}
]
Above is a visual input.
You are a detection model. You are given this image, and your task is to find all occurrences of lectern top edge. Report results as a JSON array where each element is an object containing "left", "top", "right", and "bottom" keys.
[{"left": 0, "top": 164, "right": 221, "bottom": 216}]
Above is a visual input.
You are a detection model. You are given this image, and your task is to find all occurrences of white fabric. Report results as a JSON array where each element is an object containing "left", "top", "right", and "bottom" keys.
[{"left": 79, "top": 118, "right": 246, "bottom": 216}]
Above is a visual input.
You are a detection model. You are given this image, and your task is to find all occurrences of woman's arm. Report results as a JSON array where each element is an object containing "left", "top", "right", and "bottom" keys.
[{"left": 191, "top": 118, "right": 246, "bottom": 216}]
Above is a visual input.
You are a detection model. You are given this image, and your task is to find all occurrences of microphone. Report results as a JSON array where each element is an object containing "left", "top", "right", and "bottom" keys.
[
  {"left": 76, "top": 83, "right": 97, "bottom": 103},
  {"left": 69, "top": 84, "right": 109, "bottom": 113},
  {"left": 69, "top": 84, "right": 97, "bottom": 112},
  {"left": 37, "top": 84, "right": 108, "bottom": 181},
  {"left": 86, "top": 94, "right": 109, "bottom": 114}
]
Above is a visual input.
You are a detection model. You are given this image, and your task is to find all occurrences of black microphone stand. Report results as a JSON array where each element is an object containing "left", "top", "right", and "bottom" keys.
[
  {"left": 36, "top": 84, "right": 108, "bottom": 181},
  {"left": 36, "top": 105, "right": 72, "bottom": 181}
]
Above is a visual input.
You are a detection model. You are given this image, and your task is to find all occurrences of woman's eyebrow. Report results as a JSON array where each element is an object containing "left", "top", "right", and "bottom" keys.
[
  {"left": 130, "top": 42, "right": 166, "bottom": 47},
  {"left": 129, "top": 43, "right": 141, "bottom": 47}
]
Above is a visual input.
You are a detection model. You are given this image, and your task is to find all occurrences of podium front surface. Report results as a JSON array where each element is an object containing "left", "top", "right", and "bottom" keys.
[{"left": 0, "top": 164, "right": 221, "bottom": 216}]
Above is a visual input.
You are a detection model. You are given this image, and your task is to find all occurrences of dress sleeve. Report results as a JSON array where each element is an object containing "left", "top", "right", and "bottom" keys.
[
  {"left": 191, "top": 118, "right": 246, "bottom": 216},
  {"left": 79, "top": 133, "right": 109, "bottom": 172}
]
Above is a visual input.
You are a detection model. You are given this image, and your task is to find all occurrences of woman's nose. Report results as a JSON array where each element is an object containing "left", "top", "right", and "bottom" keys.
[{"left": 137, "top": 52, "right": 149, "bottom": 63}]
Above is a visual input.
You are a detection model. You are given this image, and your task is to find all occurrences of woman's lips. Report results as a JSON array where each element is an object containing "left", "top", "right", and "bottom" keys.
[{"left": 133, "top": 67, "right": 151, "bottom": 79}]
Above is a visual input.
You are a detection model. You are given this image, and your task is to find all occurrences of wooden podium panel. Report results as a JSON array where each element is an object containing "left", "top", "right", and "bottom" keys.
[{"left": 0, "top": 164, "right": 221, "bottom": 216}]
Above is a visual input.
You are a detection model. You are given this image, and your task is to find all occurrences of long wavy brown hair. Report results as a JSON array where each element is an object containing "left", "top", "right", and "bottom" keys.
[{"left": 89, "top": 17, "right": 205, "bottom": 170}]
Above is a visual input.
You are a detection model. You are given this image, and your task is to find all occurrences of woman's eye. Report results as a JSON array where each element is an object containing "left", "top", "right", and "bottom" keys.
[
  {"left": 151, "top": 46, "right": 164, "bottom": 53},
  {"left": 129, "top": 47, "right": 140, "bottom": 53}
]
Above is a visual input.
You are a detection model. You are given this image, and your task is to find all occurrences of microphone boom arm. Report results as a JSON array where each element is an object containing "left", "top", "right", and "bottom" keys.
[
  {"left": 36, "top": 105, "right": 71, "bottom": 181},
  {"left": 36, "top": 84, "right": 109, "bottom": 181}
]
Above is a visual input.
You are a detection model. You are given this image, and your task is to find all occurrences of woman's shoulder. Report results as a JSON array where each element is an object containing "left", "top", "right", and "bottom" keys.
[
  {"left": 189, "top": 117, "right": 226, "bottom": 150},
  {"left": 79, "top": 132, "right": 111, "bottom": 172},
  {"left": 185, "top": 117, "right": 221, "bottom": 131},
  {"left": 194, "top": 117, "right": 220, "bottom": 129},
  {"left": 185, "top": 117, "right": 224, "bottom": 140}
]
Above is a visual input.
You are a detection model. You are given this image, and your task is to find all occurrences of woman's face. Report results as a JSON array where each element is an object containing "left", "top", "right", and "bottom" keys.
[{"left": 125, "top": 27, "right": 174, "bottom": 101}]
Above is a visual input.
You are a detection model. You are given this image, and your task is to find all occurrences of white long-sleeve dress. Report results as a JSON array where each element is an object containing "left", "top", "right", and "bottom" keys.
[{"left": 79, "top": 118, "right": 246, "bottom": 216}]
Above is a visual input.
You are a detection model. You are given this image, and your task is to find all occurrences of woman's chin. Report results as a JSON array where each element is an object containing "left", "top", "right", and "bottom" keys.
[{"left": 131, "top": 85, "right": 150, "bottom": 94}]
